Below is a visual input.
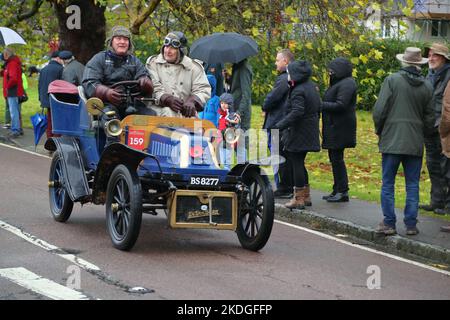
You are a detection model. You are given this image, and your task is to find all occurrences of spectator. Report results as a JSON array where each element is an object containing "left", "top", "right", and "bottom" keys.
[
  {"left": 82, "top": 25, "right": 154, "bottom": 145},
  {"left": 419, "top": 42, "right": 450, "bottom": 215},
  {"left": 59, "top": 50, "right": 85, "bottom": 86},
  {"left": 38, "top": 50, "right": 63, "bottom": 138},
  {"left": 198, "top": 74, "right": 220, "bottom": 127},
  {"left": 321, "top": 57, "right": 357, "bottom": 203},
  {"left": 146, "top": 31, "right": 210, "bottom": 118},
  {"left": 262, "top": 48, "right": 294, "bottom": 199},
  {"left": 273, "top": 60, "right": 321, "bottom": 210},
  {"left": 0, "top": 53, "right": 10, "bottom": 129},
  {"left": 373, "top": 47, "right": 434, "bottom": 236},
  {"left": 205, "top": 63, "right": 224, "bottom": 96},
  {"left": 438, "top": 68, "right": 450, "bottom": 232},
  {"left": 1, "top": 47, "right": 24, "bottom": 138},
  {"left": 217, "top": 93, "right": 240, "bottom": 170}
]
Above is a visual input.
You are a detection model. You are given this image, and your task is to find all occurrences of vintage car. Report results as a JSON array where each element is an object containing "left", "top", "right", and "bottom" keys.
[{"left": 45, "top": 80, "right": 274, "bottom": 251}]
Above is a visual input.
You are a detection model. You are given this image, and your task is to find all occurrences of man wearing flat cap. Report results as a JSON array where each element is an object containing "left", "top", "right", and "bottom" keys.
[
  {"left": 373, "top": 47, "right": 434, "bottom": 236},
  {"left": 59, "top": 50, "right": 85, "bottom": 86},
  {"left": 82, "top": 26, "right": 154, "bottom": 142},
  {"left": 146, "top": 31, "right": 210, "bottom": 118},
  {"left": 419, "top": 42, "right": 450, "bottom": 215},
  {"left": 38, "top": 50, "right": 63, "bottom": 138}
]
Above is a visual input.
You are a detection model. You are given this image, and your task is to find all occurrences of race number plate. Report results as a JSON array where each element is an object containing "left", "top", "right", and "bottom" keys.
[
  {"left": 127, "top": 129, "right": 145, "bottom": 150},
  {"left": 189, "top": 176, "right": 220, "bottom": 186}
]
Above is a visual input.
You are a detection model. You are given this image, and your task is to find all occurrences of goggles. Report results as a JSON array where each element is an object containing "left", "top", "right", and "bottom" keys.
[{"left": 163, "top": 37, "right": 182, "bottom": 48}]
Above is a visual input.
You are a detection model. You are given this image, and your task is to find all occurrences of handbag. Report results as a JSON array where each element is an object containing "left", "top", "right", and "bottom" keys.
[{"left": 18, "top": 91, "right": 28, "bottom": 103}]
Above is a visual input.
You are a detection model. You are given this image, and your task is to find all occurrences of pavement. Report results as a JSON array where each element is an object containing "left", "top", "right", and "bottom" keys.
[{"left": 1, "top": 124, "right": 450, "bottom": 267}]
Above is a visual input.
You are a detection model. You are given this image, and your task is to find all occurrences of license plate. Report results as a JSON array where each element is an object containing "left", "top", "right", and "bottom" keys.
[{"left": 189, "top": 176, "right": 219, "bottom": 186}]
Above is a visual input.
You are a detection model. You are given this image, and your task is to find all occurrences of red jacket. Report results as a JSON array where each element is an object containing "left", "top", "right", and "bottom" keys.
[
  {"left": 218, "top": 107, "right": 229, "bottom": 131},
  {"left": 2, "top": 55, "right": 24, "bottom": 98}
]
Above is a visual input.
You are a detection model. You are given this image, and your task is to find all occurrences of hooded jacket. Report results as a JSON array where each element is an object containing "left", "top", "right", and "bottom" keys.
[
  {"left": 274, "top": 60, "right": 321, "bottom": 153},
  {"left": 321, "top": 57, "right": 357, "bottom": 149},
  {"left": 198, "top": 75, "right": 220, "bottom": 127},
  {"left": 373, "top": 67, "right": 434, "bottom": 156},
  {"left": 2, "top": 55, "right": 24, "bottom": 98}
]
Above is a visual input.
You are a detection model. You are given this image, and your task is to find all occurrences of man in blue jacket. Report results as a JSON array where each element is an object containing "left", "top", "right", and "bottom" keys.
[
  {"left": 38, "top": 51, "right": 63, "bottom": 138},
  {"left": 262, "top": 49, "right": 294, "bottom": 198}
]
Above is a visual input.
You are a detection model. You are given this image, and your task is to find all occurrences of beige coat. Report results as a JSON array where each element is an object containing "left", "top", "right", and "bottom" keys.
[
  {"left": 146, "top": 53, "right": 210, "bottom": 117},
  {"left": 439, "top": 81, "right": 450, "bottom": 157}
]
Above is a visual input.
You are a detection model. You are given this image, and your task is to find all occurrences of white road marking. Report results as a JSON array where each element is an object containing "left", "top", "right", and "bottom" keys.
[
  {"left": 0, "top": 142, "right": 51, "bottom": 159},
  {"left": 275, "top": 219, "right": 450, "bottom": 277},
  {"left": 0, "top": 267, "right": 89, "bottom": 300},
  {"left": 0, "top": 220, "right": 100, "bottom": 272}
]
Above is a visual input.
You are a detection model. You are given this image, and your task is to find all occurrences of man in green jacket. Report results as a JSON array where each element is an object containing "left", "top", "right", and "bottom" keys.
[{"left": 373, "top": 47, "right": 434, "bottom": 236}]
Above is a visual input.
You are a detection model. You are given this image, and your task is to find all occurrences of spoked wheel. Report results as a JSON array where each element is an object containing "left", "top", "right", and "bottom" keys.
[
  {"left": 106, "top": 165, "right": 142, "bottom": 251},
  {"left": 237, "top": 169, "right": 274, "bottom": 251},
  {"left": 49, "top": 151, "right": 74, "bottom": 222}
]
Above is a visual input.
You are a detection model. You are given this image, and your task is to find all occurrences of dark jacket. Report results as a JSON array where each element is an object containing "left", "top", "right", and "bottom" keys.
[
  {"left": 82, "top": 50, "right": 149, "bottom": 98},
  {"left": 428, "top": 63, "right": 450, "bottom": 127},
  {"left": 373, "top": 67, "right": 434, "bottom": 157},
  {"left": 2, "top": 55, "right": 24, "bottom": 98},
  {"left": 62, "top": 59, "right": 85, "bottom": 86},
  {"left": 231, "top": 59, "right": 253, "bottom": 130},
  {"left": 274, "top": 60, "right": 321, "bottom": 153},
  {"left": 262, "top": 71, "right": 289, "bottom": 129},
  {"left": 38, "top": 60, "right": 63, "bottom": 108},
  {"left": 322, "top": 57, "right": 357, "bottom": 149}
]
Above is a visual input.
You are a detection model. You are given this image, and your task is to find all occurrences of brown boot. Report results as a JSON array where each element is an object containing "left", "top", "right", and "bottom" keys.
[
  {"left": 304, "top": 184, "right": 312, "bottom": 206},
  {"left": 285, "top": 187, "right": 306, "bottom": 210}
]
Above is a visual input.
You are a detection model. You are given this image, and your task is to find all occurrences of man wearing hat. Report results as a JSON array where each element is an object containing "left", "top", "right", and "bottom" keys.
[
  {"left": 373, "top": 47, "right": 434, "bottom": 236},
  {"left": 82, "top": 26, "right": 154, "bottom": 143},
  {"left": 59, "top": 50, "right": 85, "bottom": 86},
  {"left": 38, "top": 50, "right": 63, "bottom": 138},
  {"left": 419, "top": 42, "right": 450, "bottom": 215},
  {"left": 146, "top": 31, "right": 210, "bottom": 118}
]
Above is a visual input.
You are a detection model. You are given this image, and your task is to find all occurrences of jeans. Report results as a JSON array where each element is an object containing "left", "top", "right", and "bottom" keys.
[
  {"left": 4, "top": 99, "right": 10, "bottom": 124},
  {"left": 328, "top": 149, "right": 349, "bottom": 193},
  {"left": 7, "top": 97, "right": 20, "bottom": 134},
  {"left": 220, "top": 147, "right": 232, "bottom": 170},
  {"left": 381, "top": 153, "right": 422, "bottom": 228}
]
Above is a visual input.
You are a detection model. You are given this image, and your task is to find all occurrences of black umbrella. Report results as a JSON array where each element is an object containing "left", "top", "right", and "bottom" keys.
[{"left": 190, "top": 32, "right": 258, "bottom": 64}]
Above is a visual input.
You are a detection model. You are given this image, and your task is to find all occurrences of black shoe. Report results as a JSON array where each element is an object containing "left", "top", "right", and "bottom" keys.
[
  {"left": 327, "top": 192, "right": 349, "bottom": 203},
  {"left": 434, "top": 208, "right": 450, "bottom": 215},
  {"left": 322, "top": 191, "right": 336, "bottom": 200},
  {"left": 419, "top": 203, "right": 443, "bottom": 212},
  {"left": 274, "top": 189, "right": 292, "bottom": 199}
]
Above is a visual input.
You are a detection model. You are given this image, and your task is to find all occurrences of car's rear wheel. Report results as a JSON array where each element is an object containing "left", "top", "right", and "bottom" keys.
[
  {"left": 49, "top": 151, "right": 74, "bottom": 222},
  {"left": 106, "top": 165, "right": 142, "bottom": 251},
  {"left": 237, "top": 169, "right": 274, "bottom": 251}
]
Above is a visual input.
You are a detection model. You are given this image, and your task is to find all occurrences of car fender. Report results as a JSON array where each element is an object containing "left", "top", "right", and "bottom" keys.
[
  {"left": 45, "top": 137, "right": 90, "bottom": 202},
  {"left": 91, "top": 143, "right": 148, "bottom": 205}
]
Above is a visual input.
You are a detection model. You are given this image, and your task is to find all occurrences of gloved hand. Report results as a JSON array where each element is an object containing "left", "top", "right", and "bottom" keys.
[
  {"left": 160, "top": 93, "right": 183, "bottom": 113},
  {"left": 182, "top": 95, "right": 203, "bottom": 117},
  {"left": 94, "top": 84, "right": 124, "bottom": 106},
  {"left": 138, "top": 77, "right": 153, "bottom": 96}
]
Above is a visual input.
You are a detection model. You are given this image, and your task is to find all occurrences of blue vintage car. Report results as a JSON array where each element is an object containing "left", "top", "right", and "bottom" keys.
[{"left": 45, "top": 80, "right": 274, "bottom": 251}]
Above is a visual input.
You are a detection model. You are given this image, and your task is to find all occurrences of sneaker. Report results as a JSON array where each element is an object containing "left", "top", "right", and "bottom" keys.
[
  {"left": 2, "top": 123, "right": 11, "bottom": 129},
  {"left": 322, "top": 191, "right": 336, "bottom": 200},
  {"left": 406, "top": 226, "right": 419, "bottom": 236},
  {"left": 326, "top": 192, "right": 349, "bottom": 203},
  {"left": 8, "top": 131, "right": 20, "bottom": 138},
  {"left": 375, "top": 222, "right": 396, "bottom": 235}
]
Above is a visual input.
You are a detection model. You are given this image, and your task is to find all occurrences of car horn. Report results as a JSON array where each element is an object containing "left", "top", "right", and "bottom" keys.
[{"left": 86, "top": 97, "right": 122, "bottom": 137}]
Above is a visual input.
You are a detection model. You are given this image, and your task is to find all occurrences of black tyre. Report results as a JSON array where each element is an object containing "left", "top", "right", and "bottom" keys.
[
  {"left": 237, "top": 169, "right": 274, "bottom": 251},
  {"left": 49, "top": 151, "right": 74, "bottom": 222},
  {"left": 106, "top": 165, "right": 142, "bottom": 251}
]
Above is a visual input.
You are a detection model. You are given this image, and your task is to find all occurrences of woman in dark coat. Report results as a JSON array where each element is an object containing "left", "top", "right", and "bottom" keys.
[
  {"left": 321, "top": 57, "right": 357, "bottom": 202},
  {"left": 274, "top": 60, "right": 321, "bottom": 209}
]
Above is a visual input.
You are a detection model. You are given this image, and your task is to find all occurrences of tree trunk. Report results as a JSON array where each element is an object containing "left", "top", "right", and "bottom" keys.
[{"left": 52, "top": 0, "right": 106, "bottom": 64}]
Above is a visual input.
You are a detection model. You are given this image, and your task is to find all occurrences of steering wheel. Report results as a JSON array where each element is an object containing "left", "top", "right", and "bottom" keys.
[{"left": 111, "top": 80, "right": 142, "bottom": 99}]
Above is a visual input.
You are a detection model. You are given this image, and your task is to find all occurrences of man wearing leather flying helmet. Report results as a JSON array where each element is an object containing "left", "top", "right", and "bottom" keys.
[
  {"left": 82, "top": 26, "right": 154, "bottom": 128},
  {"left": 146, "top": 31, "right": 210, "bottom": 117}
]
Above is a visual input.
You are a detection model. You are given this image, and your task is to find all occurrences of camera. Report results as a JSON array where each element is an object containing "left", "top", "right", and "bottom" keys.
[{"left": 225, "top": 112, "right": 240, "bottom": 128}]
